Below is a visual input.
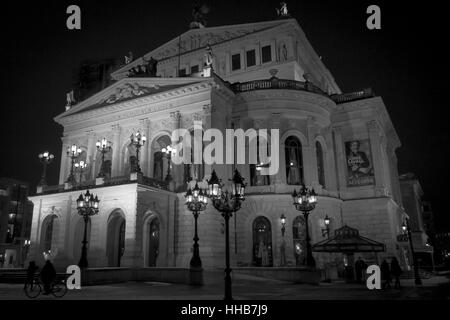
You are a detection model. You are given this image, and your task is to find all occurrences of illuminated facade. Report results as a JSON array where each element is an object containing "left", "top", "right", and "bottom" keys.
[{"left": 27, "top": 18, "right": 409, "bottom": 274}]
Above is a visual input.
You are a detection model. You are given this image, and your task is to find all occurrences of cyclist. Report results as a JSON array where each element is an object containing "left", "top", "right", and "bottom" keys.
[
  {"left": 40, "top": 260, "right": 56, "bottom": 295},
  {"left": 24, "top": 261, "right": 39, "bottom": 290}
]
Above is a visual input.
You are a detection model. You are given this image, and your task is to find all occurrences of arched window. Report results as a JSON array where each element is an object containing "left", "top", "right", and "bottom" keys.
[
  {"left": 252, "top": 216, "right": 273, "bottom": 266},
  {"left": 292, "top": 216, "right": 306, "bottom": 266},
  {"left": 152, "top": 136, "right": 171, "bottom": 181},
  {"left": 44, "top": 217, "right": 54, "bottom": 252},
  {"left": 250, "top": 135, "right": 270, "bottom": 186},
  {"left": 316, "top": 141, "right": 325, "bottom": 187},
  {"left": 285, "top": 136, "right": 303, "bottom": 185}
]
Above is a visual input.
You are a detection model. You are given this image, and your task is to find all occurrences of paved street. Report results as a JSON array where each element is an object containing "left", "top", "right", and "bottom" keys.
[{"left": 1, "top": 274, "right": 449, "bottom": 300}]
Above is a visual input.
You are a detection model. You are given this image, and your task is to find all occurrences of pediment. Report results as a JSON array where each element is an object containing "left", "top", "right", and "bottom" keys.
[
  {"left": 55, "top": 77, "right": 206, "bottom": 121},
  {"left": 111, "top": 19, "right": 292, "bottom": 79}
]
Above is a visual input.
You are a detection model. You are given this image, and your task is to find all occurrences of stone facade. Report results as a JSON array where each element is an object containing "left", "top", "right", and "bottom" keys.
[{"left": 28, "top": 18, "right": 408, "bottom": 272}]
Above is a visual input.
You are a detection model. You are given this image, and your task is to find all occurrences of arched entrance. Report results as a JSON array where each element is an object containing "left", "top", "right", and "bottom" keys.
[
  {"left": 40, "top": 214, "right": 59, "bottom": 255},
  {"left": 293, "top": 215, "right": 306, "bottom": 266},
  {"left": 252, "top": 216, "right": 273, "bottom": 267},
  {"left": 147, "top": 218, "right": 160, "bottom": 267},
  {"left": 106, "top": 210, "right": 126, "bottom": 267}
]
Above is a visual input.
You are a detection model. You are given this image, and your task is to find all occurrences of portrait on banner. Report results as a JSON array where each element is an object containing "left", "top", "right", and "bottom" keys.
[{"left": 345, "top": 139, "right": 375, "bottom": 186}]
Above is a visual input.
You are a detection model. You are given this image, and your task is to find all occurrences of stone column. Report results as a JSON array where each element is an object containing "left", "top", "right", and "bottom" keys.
[
  {"left": 59, "top": 138, "right": 70, "bottom": 185},
  {"left": 169, "top": 111, "right": 182, "bottom": 188},
  {"left": 306, "top": 116, "right": 319, "bottom": 189},
  {"left": 85, "top": 130, "right": 96, "bottom": 180},
  {"left": 271, "top": 113, "right": 284, "bottom": 185},
  {"left": 367, "top": 120, "right": 386, "bottom": 194},
  {"left": 202, "top": 104, "right": 213, "bottom": 177},
  {"left": 324, "top": 126, "right": 337, "bottom": 191},
  {"left": 111, "top": 124, "right": 121, "bottom": 177},
  {"left": 139, "top": 119, "right": 151, "bottom": 176},
  {"left": 333, "top": 126, "right": 347, "bottom": 194}
]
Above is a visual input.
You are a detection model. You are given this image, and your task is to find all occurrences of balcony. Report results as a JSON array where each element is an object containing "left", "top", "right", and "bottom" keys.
[
  {"left": 330, "top": 88, "right": 375, "bottom": 104},
  {"left": 230, "top": 77, "right": 328, "bottom": 96},
  {"left": 36, "top": 174, "right": 169, "bottom": 196}
]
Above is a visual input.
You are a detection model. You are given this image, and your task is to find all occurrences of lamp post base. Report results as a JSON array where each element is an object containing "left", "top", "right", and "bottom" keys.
[{"left": 189, "top": 267, "right": 204, "bottom": 286}]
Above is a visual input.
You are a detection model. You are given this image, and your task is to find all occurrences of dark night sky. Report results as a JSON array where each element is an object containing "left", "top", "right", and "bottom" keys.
[{"left": 0, "top": 1, "right": 448, "bottom": 230}]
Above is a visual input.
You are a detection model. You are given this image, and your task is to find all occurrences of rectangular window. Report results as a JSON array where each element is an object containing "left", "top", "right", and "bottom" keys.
[
  {"left": 246, "top": 49, "right": 256, "bottom": 67},
  {"left": 179, "top": 68, "right": 187, "bottom": 77},
  {"left": 261, "top": 45, "right": 272, "bottom": 63},
  {"left": 231, "top": 54, "right": 241, "bottom": 71},
  {"left": 190, "top": 65, "right": 199, "bottom": 74}
]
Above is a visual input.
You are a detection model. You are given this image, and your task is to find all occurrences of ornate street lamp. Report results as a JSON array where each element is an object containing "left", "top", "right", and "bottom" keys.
[
  {"left": 129, "top": 131, "right": 147, "bottom": 173},
  {"left": 38, "top": 151, "right": 54, "bottom": 186},
  {"left": 207, "top": 169, "right": 246, "bottom": 301},
  {"left": 162, "top": 145, "right": 175, "bottom": 182},
  {"left": 292, "top": 184, "right": 317, "bottom": 268},
  {"left": 402, "top": 218, "right": 422, "bottom": 285},
  {"left": 76, "top": 190, "right": 100, "bottom": 268},
  {"left": 96, "top": 138, "right": 112, "bottom": 178},
  {"left": 74, "top": 161, "right": 88, "bottom": 184},
  {"left": 185, "top": 182, "right": 208, "bottom": 269},
  {"left": 322, "top": 214, "right": 331, "bottom": 238},
  {"left": 66, "top": 145, "right": 82, "bottom": 184},
  {"left": 280, "top": 214, "right": 287, "bottom": 237}
]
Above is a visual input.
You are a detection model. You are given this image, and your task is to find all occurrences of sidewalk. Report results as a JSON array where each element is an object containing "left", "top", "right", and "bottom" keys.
[{"left": 0, "top": 274, "right": 448, "bottom": 300}]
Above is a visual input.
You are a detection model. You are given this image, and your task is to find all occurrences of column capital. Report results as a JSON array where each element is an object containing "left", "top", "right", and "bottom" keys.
[
  {"left": 271, "top": 113, "right": 282, "bottom": 129},
  {"left": 367, "top": 119, "right": 380, "bottom": 131},
  {"left": 112, "top": 124, "right": 121, "bottom": 133}
]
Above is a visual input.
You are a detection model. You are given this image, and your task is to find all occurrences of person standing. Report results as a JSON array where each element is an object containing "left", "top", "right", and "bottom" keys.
[
  {"left": 390, "top": 257, "right": 402, "bottom": 289},
  {"left": 381, "top": 259, "right": 392, "bottom": 289},
  {"left": 354, "top": 257, "right": 366, "bottom": 283}
]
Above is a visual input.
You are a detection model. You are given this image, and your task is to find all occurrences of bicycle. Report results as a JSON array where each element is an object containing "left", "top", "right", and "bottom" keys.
[{"left": 24, "top": 275, "right": 68, "bottom": 299}]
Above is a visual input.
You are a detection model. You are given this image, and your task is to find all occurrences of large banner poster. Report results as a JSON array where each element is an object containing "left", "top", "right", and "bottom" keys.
[{"left": 345, "top": 139, "right": 375, "bottom": 187}]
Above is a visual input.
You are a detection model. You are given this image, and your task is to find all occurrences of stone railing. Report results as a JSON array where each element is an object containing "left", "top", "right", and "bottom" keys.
[
  {"left": 37, "top": 174, "right": 168, "bottom": 195},
  {"left": 230, "top": 77, "right": 327, "bottom": 96},
  {"left": 330, "top": 88, "right": 375, "bottom": 104}
]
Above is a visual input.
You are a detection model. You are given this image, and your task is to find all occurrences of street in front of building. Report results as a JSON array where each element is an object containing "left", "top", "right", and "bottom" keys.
[{"left": 1, "top": 273, "right": 449, "bottom": 300}]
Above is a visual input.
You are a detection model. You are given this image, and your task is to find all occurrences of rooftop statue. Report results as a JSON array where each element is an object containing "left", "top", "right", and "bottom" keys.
[
  {"left": 276, "top": 2, "right": 290, "bottom": 18},
  {"left": 204, "top": 44, "right": 214, "bottom": 68},
  {"left": 124, "top": 51, "right": 133, "bottom": 64},
  {"left": 66, "top": 90, "right": 75, "bottom": 110},
  {"left": 143, "top": 56, "right": 158, "bottom": 77},
  {"left": 190, "top": 1, "right": 210, "bottom": 29}
]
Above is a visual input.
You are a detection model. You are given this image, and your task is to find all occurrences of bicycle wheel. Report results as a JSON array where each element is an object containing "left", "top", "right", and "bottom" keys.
[
  {"left": 51, "top": 280, "right": 68, "bottom": 298},
  {"left": 24, "top": 282, "right": 41, "bottom": 299}
]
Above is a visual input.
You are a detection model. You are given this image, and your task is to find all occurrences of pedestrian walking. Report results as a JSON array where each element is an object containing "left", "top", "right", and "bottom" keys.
[
  {"left": 381, "top": 259, "right": 392, "bottom": 289},
  {"left": 390, "top": 257, "right": 402, "bottom": 289}
]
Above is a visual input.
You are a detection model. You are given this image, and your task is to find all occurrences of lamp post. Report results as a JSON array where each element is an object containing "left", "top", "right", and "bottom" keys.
[
  {"left": 38, "top": 151, "right": 54, "bottom": 186},
  {"left": 185, "top": 182, "right": 208, "bottom": 269},
  {"left": 162, "top": 145, "right": 175, "bottom": 182},
  {"left": 76, "top": 190, "right": 100, "bottom": 268},
  {"left": 292, "top": 184, "right": 317, "bottom": 268},
  {"left": 66, "top": 145, "right": 82, "bottom": 184},
  {"left": 129, "top": 131, "right": 147, "bottom": 173},
  {"left": 322, "top": 215, "right": 331, "bottom": 238},
  {"left": 207, "top": 169, "right": 246, "bottom": 301},
  {"left": 402, "top": 218, "right": 422, "bottom": 285},
  {"left": 74, "top": 161, "right": 88, "bottom": 184},
  {"left": 96, "top": 138, "right": 112, "bottom": 178}
]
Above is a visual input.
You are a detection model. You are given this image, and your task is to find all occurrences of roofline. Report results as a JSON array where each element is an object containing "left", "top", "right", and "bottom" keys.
[{"left": 110, "top": 19, "right": 295, "bottom": 77}]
